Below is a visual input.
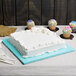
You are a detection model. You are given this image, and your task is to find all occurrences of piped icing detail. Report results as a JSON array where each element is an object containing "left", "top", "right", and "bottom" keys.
[
  {"left": 63, "top": 26, "right": 72, "bottom": 34},
  {"left": 48, "top": 19, "right": 57, "bottom": 26}
]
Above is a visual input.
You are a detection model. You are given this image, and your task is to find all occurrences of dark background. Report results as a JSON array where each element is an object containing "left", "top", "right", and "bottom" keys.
[{"left": 0, "top": 0, "right": 76, "bottom": 26}]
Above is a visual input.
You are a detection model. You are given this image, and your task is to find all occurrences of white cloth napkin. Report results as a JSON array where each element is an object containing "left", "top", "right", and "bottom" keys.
[{"left": 0, "top": 40, "right": 15, "bottom": 65}]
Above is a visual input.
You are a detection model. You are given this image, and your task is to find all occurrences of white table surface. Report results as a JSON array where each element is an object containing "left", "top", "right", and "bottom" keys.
[{"left": 0, "top": 26, "right": 76, "bottom": 76}]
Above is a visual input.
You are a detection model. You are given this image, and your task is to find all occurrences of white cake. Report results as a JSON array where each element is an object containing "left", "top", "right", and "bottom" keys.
[{"left": 8, "top": 27, "right": 66, "bottom": 57}]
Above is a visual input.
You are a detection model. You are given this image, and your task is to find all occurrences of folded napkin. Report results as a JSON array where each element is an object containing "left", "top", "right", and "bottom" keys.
[{"left": 0, "top": 40, "right": 15, "bottom": 65}]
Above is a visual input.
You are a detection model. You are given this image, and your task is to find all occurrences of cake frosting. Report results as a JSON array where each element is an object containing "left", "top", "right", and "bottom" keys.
[
  {"left": 62, "top": 26, "right": 72, "bottom": 38},
  {"left": 8, "top": 27, "right": 66, "bottom": 57},
  {"left": 48, "top": 19, "right": 57, "bottom": 26},
  {"left": 63, "top": 26, "right": 72, "bottom": 34},
  {"left": 69, "top": 21, "right": 76, "bottom": 28},
  {"left": 27, "top": 20, "right": 35, "bottom": 29}
]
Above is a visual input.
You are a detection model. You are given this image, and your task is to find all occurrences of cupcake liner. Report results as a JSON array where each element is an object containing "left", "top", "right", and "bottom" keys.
[
  {"left": 25, "top": 27, "right": 28, "bottom": 30},
  {"left": 60, "top": 34, "right": 74, "bottom": 40},
  {"left": 47, "top": 27, "right": 59, "bottom": 32}
]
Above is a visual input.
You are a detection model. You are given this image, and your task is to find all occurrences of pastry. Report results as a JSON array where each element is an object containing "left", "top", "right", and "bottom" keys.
[
  {"left": 48, "top": 19, "right": 57, "bottom": 31},
  {"left": 63, "top": 26, "right": 72, "bottom": 38},
  {"left": 69, "top": 21, "right": 76, "bottom": 32},
  {"left": 27, "top": 20, "right": 35, "bottom": 29}
]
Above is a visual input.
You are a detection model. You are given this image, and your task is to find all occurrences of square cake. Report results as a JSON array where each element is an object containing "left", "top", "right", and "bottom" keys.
[{"left": 8, "top": 27, "right": 66, "bottom": 58}]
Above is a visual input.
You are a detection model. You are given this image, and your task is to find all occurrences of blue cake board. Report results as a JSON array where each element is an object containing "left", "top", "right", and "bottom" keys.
[{"left": 2, "top": 38, "right": 75, "bottom": 65}]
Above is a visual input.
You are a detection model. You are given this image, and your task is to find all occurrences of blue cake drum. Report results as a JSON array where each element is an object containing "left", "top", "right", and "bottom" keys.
[{"left": 2, "top": 39, "right": 74, "bottom": 64}]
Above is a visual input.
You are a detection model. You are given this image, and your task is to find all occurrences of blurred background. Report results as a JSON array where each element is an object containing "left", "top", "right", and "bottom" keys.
[{"left": 0, "top": 0, "right": 76, "bottom": 26}]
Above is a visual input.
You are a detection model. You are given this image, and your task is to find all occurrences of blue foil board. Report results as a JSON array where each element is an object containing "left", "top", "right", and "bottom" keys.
[{"left": 2, "top": 38, "right": 75, "bottom": 65}]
